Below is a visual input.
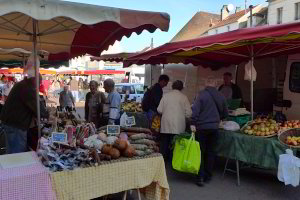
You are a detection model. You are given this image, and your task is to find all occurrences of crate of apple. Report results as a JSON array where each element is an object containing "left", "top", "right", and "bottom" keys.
[
  {"left": 282, "top": 120, "right": 300, "bottom": 129},
  {"left": 285, "top": 136, "right": 300, "bottom": 146},
  {"left": 243, "top": 119, "right": 280, "bottom": 137}
]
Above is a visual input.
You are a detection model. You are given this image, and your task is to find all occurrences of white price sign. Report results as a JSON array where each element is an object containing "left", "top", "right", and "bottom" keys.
[
  {"left": 107, "top": 125, "right": 120, "bottom": 136},
  {"left": 125, "top": 116, "right": 136, "bottom": 127},
  {"left": 52, "top": 132, "right": 67, "bottom": 144}
]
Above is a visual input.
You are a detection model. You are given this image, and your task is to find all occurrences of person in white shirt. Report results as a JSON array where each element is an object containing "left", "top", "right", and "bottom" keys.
[{"left": 157, "top": 80, "right": 192, "bottom": 161}]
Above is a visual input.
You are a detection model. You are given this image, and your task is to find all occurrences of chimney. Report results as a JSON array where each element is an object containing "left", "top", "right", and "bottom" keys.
[
  {"left": 209, "top": 19, "right": 215, "bottom": 27},
  {"left": 235, "top": 6, "right": 241, "bottom": 13},
  {"left": 221, "top": 5, "right": 229, "bottom": 21}
]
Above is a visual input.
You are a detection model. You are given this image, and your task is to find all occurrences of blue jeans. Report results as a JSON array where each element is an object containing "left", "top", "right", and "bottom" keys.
[{"left": 3, "top": 124, "right": 27, "bottom": 154}]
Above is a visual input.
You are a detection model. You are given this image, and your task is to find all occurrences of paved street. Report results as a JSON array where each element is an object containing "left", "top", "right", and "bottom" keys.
[
  {"left": 72, "top": 103, "right": 300, "bottom": 200},
  {"left": 165, "top": 160, "right": 300, "bottom": 200}
]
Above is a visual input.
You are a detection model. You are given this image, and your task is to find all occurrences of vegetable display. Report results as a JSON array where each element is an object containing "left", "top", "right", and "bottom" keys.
[{"left": 39, "top": 124, "right": 158, "bottom": 172}]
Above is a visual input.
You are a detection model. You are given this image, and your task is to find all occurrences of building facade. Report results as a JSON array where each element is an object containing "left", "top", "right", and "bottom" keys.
[
  {"left": 268, "top": 0, "right": 300, "bottom": 25},
  {"left": 207, "top": 4, "right": 265, "bottom": 35}
]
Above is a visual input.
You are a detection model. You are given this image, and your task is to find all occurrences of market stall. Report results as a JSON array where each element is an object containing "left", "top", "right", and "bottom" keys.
[
  {"left": 0, "top": 68, "right": 57, "bottom": 75},
  {"left": 0, "top": 106, "right": 169, "bottom": 200},
  {"left": 51, "top": 154, "right": 168, "bottom": 200},
  {"left": 0, "top": 0, "right": 170, "bottom": 138},
  {"left": 119, "top": 21, "right": 300, "bottom": 186},
  {"left": 0, "top": 152, "right": 169, "bottom": 200}
]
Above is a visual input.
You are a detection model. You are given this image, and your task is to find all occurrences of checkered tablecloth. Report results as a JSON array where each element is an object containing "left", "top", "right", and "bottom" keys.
[
  {"left": 0, "top": 152, "right": 56, "bottom": 200},
  {"left": 51, "top": 153, "right": 169, "bottom": 200}
]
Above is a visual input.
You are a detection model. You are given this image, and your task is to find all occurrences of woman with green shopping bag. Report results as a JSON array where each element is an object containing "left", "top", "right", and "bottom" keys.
[
  {"left": 157, "top": 80, "right": 192, "bottom": 161},
  {"left": 191, "top": 78, "right": 228, "bottom": 187}
]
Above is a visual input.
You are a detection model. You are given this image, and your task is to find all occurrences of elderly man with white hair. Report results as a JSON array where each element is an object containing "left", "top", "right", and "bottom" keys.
[
  {"left": 59, "top": 85, "right": 75, "bottom": 111},
  {"left": 191, "top": 77, "right": 228, "bottom": 187},
  {"left": 103, "top": 79, "right": 121, "bottom": 125}
]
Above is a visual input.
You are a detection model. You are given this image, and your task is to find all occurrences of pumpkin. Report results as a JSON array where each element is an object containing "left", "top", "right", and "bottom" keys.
[
  {"left": 101, "top": 144, "right": 113, "bottom": 154},
  {"left": 114, "top": 139, "right": 128, "bottom": 151},
  {"left": 123, "top": 146, "right": 136, "bottom": 158},
  {"left": 108, "top": 148, "right": 120, "bottom": 159}
]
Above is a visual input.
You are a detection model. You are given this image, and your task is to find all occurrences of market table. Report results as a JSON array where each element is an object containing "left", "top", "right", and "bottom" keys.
[
  {"left": 215, "top": 130, "right": 295, "bottom": 185},
  {"left": 0, "top": 152, "right": 56, "bottom": 200},
  {"left": 215, "top": 130, "right": 290, "bottom": 169},
  {"left": 50, "top": 153, "right": 169, "bottom": 200}
]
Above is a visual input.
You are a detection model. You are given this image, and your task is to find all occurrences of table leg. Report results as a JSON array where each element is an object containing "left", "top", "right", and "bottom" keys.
[
  {"left": 222, "top": 158, "right": 230, "bottom": 178},
  {"left": 236, "top": 159, "right": 240, "bottom": 186},
  {"left": 123, "top": 191, "right": 127, "bottom": 200},
  {"left": 137, "top": 189, "right": 141, "bottom": 200}
]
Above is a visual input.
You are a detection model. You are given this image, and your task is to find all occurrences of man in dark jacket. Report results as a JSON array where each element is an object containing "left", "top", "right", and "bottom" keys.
[
  {"left": 145, "top": 74, "right": 169, "bottom": 123},
  {"left": 191, "top": 79, "right": 228, "bottom": 186},
  {"left": 219, "top": 72, "right": 243, "bottom": 100},
  {"left": 1, "top": 75, "right": 49, "bottom": 154}
]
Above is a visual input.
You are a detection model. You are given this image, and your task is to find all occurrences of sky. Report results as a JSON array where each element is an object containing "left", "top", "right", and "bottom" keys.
[{"left": 68, "top": 0, "right": 266, "bottom": 53}]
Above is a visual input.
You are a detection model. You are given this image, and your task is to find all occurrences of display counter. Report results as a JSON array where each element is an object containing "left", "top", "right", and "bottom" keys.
[{"left": 51, "top": 153, "right": 169, "bottom": 200}]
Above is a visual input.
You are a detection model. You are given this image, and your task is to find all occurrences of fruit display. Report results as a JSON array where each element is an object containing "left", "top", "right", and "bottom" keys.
[
  {"left": 121, "top": 101, "right": 142, "bottom": 112},
  {"left": 285, "top": 136, "right": 300, "bottom": 146},
  {"left": 281, "top": 120, "right": 300, "bottom": 129},
  {"left": 243, "top": 118, "right": 280, "bottom": 137},
  {"left": 151, "top": 115, "right": 161, "bottom": 132},
  {"left": 278, "top": 128, "right": 300, "bottom": 148}
]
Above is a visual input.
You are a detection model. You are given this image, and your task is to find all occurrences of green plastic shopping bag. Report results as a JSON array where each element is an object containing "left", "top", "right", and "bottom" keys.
[{"left": 172, "top": 132, "right": 201, "bottom": 174}]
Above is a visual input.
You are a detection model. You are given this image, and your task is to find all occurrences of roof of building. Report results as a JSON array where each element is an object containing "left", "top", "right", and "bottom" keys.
[
  {"left": 253, "top": 7, "right": 268, "bottom": 17},
  {"left": 170, "top": 11, "right": 220, "bottom": 42},
  {"left": 211, "top": 9, "right": 249, "bottom": 29}
]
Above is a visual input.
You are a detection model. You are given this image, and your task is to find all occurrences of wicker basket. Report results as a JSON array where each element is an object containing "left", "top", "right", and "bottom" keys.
[{"left": 278, "top": 128, "right": 300, "bottom": 148}]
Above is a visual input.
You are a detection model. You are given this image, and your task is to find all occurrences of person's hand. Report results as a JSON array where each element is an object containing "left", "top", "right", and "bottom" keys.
[{"left": 190, "top": 125, "right": 196, "bottom": 133}]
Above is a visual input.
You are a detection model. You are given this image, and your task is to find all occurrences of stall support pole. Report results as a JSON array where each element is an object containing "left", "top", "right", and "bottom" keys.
[
  {"left": 33, "top": 19, "right": 41, "bottom": 138},
  {"left": 250, "top": 58, "right": 254, "bottom": 120},
  {"left": 250, "top": 5, "right": 254, "bottom": 120}
]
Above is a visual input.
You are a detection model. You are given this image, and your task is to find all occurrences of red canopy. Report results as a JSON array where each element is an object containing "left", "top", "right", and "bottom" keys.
[
  {"left": 58, "top": 70, "right": 125, "bottom": 75},
  {"left": 91, "top": 53, "right": 137, "bottom": 63},
  {"left": 0, "top": 0, "right": 170, "bottom": 62},
  {"left": 124, "top": 22, "right": 300, "bottom": 70},
  {"left": 79, "top": 70, "right": 125, "bottom": 75}
]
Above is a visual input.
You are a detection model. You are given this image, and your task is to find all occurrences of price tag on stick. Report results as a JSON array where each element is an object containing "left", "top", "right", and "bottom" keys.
[
  {"left": 107, "top": 125, "right": 120, "bottom": 136},
  {"left": 52, "top": 132, "right": 68, "bottom": 144},
  {"left": 125, "top": 116, "right": 136, "bottom": 127}
]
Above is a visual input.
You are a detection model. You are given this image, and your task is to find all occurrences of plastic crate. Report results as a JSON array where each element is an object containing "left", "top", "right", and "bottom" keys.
[
  {"left": 227, "top": 99, "right": 241, "bottom": 110},
  {"left": 227, "top": 114, "right": 251, "bottom": 127}
]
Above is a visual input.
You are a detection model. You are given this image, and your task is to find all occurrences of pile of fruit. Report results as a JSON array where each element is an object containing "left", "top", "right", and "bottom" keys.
[
  {"left": 121, "top": 102, "right": 142, "bottom": 112},
  {"left": 243, "top": 118, "right": 280, "bottom": 137},
  {"left": 281, "top": 120, "right": 300, "bottom": 129},
  {"left": 285, "top": 136, "right": 300, "bottom": 146},
  {"left": 151, "top": 115, "right": 161, "bottom": 132}
]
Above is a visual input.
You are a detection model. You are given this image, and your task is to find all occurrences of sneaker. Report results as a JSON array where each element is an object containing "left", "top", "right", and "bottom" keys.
[
  {"left": 204, "top": 175, "right": 212, "bottom": 183},
  {"left": 196, "top": 177, "right": 205, "bottom": 187}
]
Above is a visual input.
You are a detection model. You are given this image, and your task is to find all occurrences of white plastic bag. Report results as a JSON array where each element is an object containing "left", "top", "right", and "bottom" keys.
[
  {"left": 223, "top": 121, "right": 240, "bottom": 131},
  {"left": 244, "top": 61, "right": 257, "bottom": 81},
  {"left": 120, "top": 112, "right": 128, "bottom": 127},
  {"left": 278, "top": 149, "right": 300, "bottom": 187},
  {"left": 24, "top": 53, "right": 40, "bottom": 77}
]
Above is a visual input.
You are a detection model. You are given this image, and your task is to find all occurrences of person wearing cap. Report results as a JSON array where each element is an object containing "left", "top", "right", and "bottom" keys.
[
  {"left": 157, "top": 80, "right": 192, "bottom": 161},
  {"left": 0, "top": 74, "right": 49, "bottom": 154},
  {"left": 103, "top": 79, "right": 121, "bottom": 125}
]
